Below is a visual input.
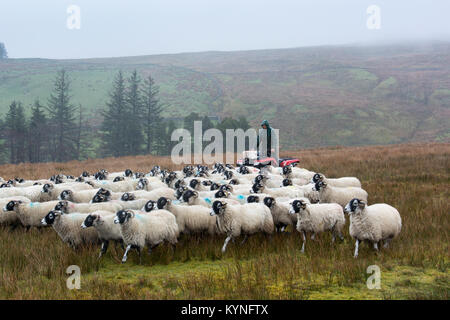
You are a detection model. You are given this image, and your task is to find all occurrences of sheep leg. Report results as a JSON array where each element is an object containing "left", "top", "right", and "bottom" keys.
[
  {"left": 240, "top": 235, "right": 248, "bottom": 245},
  {"left": 354, "top": 239, "right": 360, "bottom": 258},
  {"left": 222, "top": 236, "right": 232, "bottom": 253},
  {"left": 383, "top": 239, "right": 391, "bottom": 248},
  {"left": 98, "top": 240, "right": 109, "bottom": 259},
  {"left": 301, "top": 231, "right": 306, "bottom": 253},
  {"left": 311, "top": 233, "right": 316, "bottom": 240},
  {"left": 136, "top": 247, "right": 142, "bottom": 264},
  {"left": 122, "top": 244, "right": 132, "bottom": 263},
  {"left": 373, "top": 242, "right": 379, "bottom": 251}
]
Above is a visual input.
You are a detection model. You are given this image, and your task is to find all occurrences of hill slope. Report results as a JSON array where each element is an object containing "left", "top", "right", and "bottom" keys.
[{"left": 0, "top": 42, "right": 449, "bottom": 148}]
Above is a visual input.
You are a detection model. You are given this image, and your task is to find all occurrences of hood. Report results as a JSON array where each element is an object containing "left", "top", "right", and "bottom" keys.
[{"left": 261, "top": 119, "right": 271, "bottom": 129}]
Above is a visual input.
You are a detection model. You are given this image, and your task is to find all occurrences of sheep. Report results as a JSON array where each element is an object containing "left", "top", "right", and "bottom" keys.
[
  {"left": 0, "top": 196, "right": 30, "bottom": 227},
  {"left": 3, "top": 200, "right": 60, "bottom": 229},
  {"left": 311, "top": 173, "right": 362, "bottom": 188},
  {"left": 282, "top": 165, "right": 315, "bottom": 180},
  {"left": 120, "top": 188, "right": 176, "bottom": 202},
  {"left": 313, "top": 181, "right": 368, "bottom": 207},
  {"left": 114, "top": 209, "right": 179, "bottom": 263},
  {"left": 59, "top": 189, "right": 103, "bottom": 203},
  {"left": 81, "top": 213, "right": 124, "bottom": 258},
  {"left": 136, "top": 177, "right": 167, "bottom": 191},
  {"left": 54, "top": 200, "right": 123, "bottom": 214},
  {"left": 156, "top": 197, "right": 218, "bottom": 235},
  {"left": 280, "top": 177, "right": 310, "bottom": 187},
  {"left": 40, "top": 182, "right": 93, "bottom": 201},
  {"left": 0, "top": 185, "right": 44, "bottom": 202},
  {"left": 210, "top": 200, "right": 274, "bottom": 252},
  {"left": 263, "top": 196, "right": 301, "bottom": 232},
  {"left": 345, "top": 198, "right": 402, "bottom": 258},
  {"left": 289, "top": 199, "right": 345, "bottom": 253},
  {"left": 250, "top": 182, "right": 306, "bottom": 199},
  {"left": 88, "top": 179, "right": 139, "bottom": 192},
  {"left": 254, "top": 174, "right": 285, "bottom": 188},
  {"left": 41, "top": 211, "right": 99, "bottom": 248}
]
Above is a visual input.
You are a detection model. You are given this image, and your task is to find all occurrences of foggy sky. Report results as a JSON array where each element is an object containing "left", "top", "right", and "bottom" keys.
[{"left": 1, "top": 0, "right": 449, "bottom": 59}]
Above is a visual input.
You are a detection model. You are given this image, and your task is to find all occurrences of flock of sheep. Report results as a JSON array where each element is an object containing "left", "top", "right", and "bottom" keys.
[{"left": 0, "top": 163, "right": 402, "bottom": 262}]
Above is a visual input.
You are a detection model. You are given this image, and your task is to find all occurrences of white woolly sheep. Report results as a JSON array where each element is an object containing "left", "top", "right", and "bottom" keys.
[
  {"left": 41, "top": 211, "right": 100, "bottom": 248},
  {"left": 0, "top": 196, "right": 30, "bottom": 227},
  {"left": 345, "top": 198, "right": 402, "bottom": 258},
  {"left": 114, "top": 209, "right": 179, "bottom": 263},
  {"left": 81, "top": 213, "right": 124, "bottom": 258},
  {"left": 0, "top": 185, "right": 44, "bottom": 202},
  {"left": 289, "top": 199, "right": 345, "bottom": 253},
  {"left": 120, "top": 188, "right": 176, "bottom": 202},
  {"left": 40, "top": 182, "right": 93, "bottom": 201},
  {"left": 210, "top": 201, "right": 274, "bottom": 252},
  {"left": 313, "top": 181, "right": 368, "bottom": 207},
  {"left": 54, "top": 200, "right": 123, "bottom": 214},
  {"left": 157, "top": 197, "right": 218, "bottom": 235},
  {"left": 263, "top": 196, "right": 305, "bottom": 232},
  {"left": 311, "top": 173, "right": 362, "bottom": 188},
  {"left": 3, "top": 200, "right": 60, "bottom": 229}
]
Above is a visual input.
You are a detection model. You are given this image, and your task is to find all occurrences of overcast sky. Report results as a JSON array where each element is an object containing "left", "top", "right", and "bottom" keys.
[{"left": 1, "top": 0, "right": 449, "bottom": 59}]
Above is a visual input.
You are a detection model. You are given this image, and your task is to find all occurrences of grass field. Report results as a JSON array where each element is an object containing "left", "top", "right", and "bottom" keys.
[{"left": 0, "top": 142, "right": 448, "bottom": 299}]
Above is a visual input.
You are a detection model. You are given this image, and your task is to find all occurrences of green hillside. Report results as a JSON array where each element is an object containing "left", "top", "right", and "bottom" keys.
[{"left": 0, "top": 42, "right": 449, "bottom": 149}]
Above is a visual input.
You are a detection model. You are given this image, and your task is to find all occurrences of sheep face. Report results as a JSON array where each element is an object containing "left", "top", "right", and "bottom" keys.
[
  {"left": 113, "top": 176, "right": 125, "bottom": 182},
  {"left": 229, "top": 179, "right": 239, "bottom": 185},
  {"left": 210, "top": 183, "right": 220, "bottom": 191},
  {"left": 182, "top": 189, "right": 198, "bottom": 204},
  {"left": 254, "top": 175, "right": 267, "bottom": 184},
  {"left": 59, "top": 190, "right": 73, "bottom": 201},
  {"left": 41, "top": 210, "right": 61, "bottom": 226},
  {"left": 81, "top": 171, "right": 90, "bottom": 177},
  {"left": 3, "top": 200, "right": 21, "bottom": 212},
  {"left": 202, "top": 180, "right": 212, "bottom": 187},
  {"left": 224, "top": 171, "right": 233, "bottom": 180},
  {"left": 250, "top": 182, "right": 264, "bottom": 194},
  {"left": 344, "top": 198, "right": 366, "bottom": 215},
  {"left": 175, "top": 187, "right": 187, "bottom": 200},
  {"left": 219, "top": 184, "right": 233, "bottom": 192},
  {"left": 311, "top": 173, "right": 324, "bottom": 184},
  {"left": 92, "top": 194, "right": 108, "bottom": 203},
  {"left": 247, "top": 195, "right": 260, "bottom": 203},
  {"left": 41, "top": 183, "right": 54, "bottom": 194},
  {"left": 189, "top": 179, "right": 199, "bottom": 190},
  {"left": 143, "top": 200, "right": 156, "bottom": 212},
  {"left": 54, "top": 200, "right": 69, "bottom": 212},
  {"left": 281, "top": 178, "right": 292, "bottom": 187},
  {"left": 263, "top": 197, "right": 276, "bottom": 209},
  {"left": 210, "top": 201, "right": 227, "bottom": 216},
  {"left": 157, "top": 197, "right": 170, "bottom": 210},
  {"left": 289, "top": 200, "right": 307, "bottom": 215},
  {"left": 214, "top": 190, "right": 230, "bottom": 199},
  {"left": 121, "top": 192, "right": 136, "bottom": 201},
  {"left": 174, "top": 179, "right": 185, "bottom": 189},
  {"left": 137, "top": 178, "right": 148, "bottom": 190},
  {"left": 282, "top": 166, "right": 292, "bottom": 176},
  {"left": 114, "top": 210, "right": 133, "bottom": 224},
  {"left": 81, "top": 214, "right": 99, "bottom": 229},
  {"left": 75, "top": 177, "right": 85, "bottom": 182},
  {"left": 312, "top": 181, "right": 327, "bottom": 192},
  {"left": 0, "top": 183, "right": 11, "bottom": 188},
  {"left": 125, "top": 169, "right": 133, "bottom": 177},
  {"left": 97, "top": 188, "right": 111, "bottom": 197}
]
